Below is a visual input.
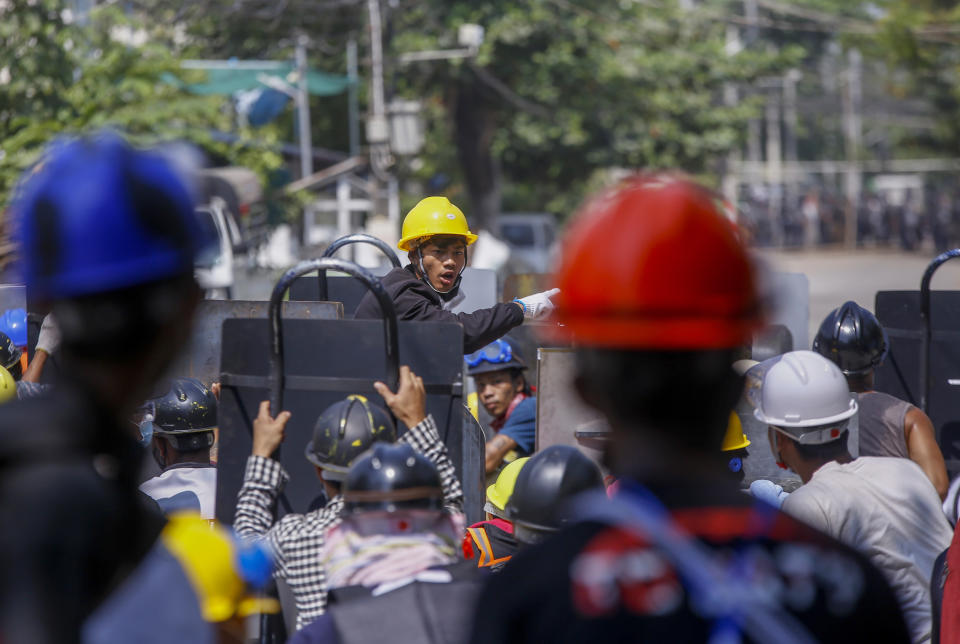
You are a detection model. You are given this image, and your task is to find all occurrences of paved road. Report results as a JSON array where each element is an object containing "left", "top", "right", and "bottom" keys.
[{"left": 758, "top": 248, "right": 960, "bottom": 345}]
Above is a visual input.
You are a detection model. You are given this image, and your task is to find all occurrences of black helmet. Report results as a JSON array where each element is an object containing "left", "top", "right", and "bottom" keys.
[
  {"left": 506, "top": 445, "right": 604, "bottom": 544},
  {"left": 305, "top": 395, "right": 396, "bottom": 481},
  {"left": 342, "top": 443, "right": 443, "bottom": 515},
  {"left": 0, "top": 332, "right": 22, "bottom": 379},
  {"left": 812, "top": 301, "right": 889, "bottom": 375},
  {"left": 466, "top": 337, "right": 527, "bottom": 376},
  {"left": 152, "top": 378, "right": 217, "bottom": 451}
]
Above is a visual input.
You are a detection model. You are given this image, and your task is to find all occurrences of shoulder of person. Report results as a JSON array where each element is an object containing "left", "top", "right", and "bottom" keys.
[{"left": 511, "top": 397, "right": 537, "bottom": 419}]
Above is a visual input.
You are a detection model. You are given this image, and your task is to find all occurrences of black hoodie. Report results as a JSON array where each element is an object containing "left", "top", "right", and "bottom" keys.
[{"left": 354, "top": 265, "right": 523, "bottom": 353}]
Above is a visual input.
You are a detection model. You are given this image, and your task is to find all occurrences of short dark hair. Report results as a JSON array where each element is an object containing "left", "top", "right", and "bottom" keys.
[
  {"left": 792, "top": 430, "right": 849, "bottom": 462},
  {"left": 844, "top": 371, "right": 872, "bottom": 392},
  {"left": 509, "top": 368, "right": 532, "bottom": 396},
  {"left": 574, "top": 347, "right": 743, "bottom": 452}
]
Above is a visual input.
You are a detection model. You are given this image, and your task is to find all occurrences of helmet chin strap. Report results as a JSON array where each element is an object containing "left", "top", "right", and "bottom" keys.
[{"left": 417, "top": 246, "right": 466, "bottom": 295}]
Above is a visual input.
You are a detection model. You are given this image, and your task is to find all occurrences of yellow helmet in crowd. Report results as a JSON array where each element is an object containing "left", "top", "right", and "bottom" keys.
[
  {"left": 721, "top": 411, "right": 750, "bottom": 452},
  {"left": 0, "top": 366, "right": 15, "bottom": 404},
  {"left": 398, "top": 197, "right": 479, "bottom": 251},
  {"left": 485, "top": 457, "right": 530, "bottom": 517},
  {"left": 161, "top": 513, "right": 279, "bottom": 622}
]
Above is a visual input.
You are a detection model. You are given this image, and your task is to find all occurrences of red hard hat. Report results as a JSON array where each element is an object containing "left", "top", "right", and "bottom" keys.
[{"left": 550, "top": 174, "right": 762, "bottom": 349}]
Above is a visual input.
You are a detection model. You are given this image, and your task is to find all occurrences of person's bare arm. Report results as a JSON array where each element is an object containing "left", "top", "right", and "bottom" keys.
[
  {"left": 22, "top": 314, "right": 60, "bottom": 383},
  {"left": 904, "top": 407, "right": 949, "bottom": 499},
  {"left": 20, "top": 350, "right": 47, "bottom": 383},
  {"left": 485, "top": 434, "right": 518, "bottom": 475}
]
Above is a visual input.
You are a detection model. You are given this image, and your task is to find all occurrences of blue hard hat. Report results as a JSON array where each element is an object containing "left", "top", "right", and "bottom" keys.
[
  {"left": 12, "top": 133, "right": 216, "bottom": 299},
  {"left": 0, "top": 309, "right": 27, "bottom": 347}
]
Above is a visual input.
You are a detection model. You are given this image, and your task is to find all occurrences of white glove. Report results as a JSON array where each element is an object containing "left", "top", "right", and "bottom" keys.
[
  {"left": 515, "top": 288, "right": 561, "bottom": 321},
  {"left": 35, "top": 313, "right": 61, "bottom": 355},
  {"left": 748, "top": 479, "right": 790, "bottom": 508}
]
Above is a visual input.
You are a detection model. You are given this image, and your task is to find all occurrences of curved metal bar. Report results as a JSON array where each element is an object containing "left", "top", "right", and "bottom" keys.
[
  {"left": 919, "top": 248, "right": 960, "bottom": 411},
  {"left": 317, "top": 234, "right": 401, "bottom": 301},
  {"left": 268, "top": 257, "right": 399, "bottom": 415}
]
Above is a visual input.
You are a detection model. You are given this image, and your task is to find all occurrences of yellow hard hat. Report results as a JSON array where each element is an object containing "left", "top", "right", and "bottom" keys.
[
  {"left": 398, "top": 196, "right": 479, "bottom": 251},
  {"left": 0, "top": 366, "right": 15, "bottom": 404},
  {"left": 161, "top": 513, "right": 279, "bottom": 622},
  {"left": 721, "top": 412, "right": 750, "bottom": 451},
  {"left": 486, "top": 457, "right": 530, "bottom": 512}
]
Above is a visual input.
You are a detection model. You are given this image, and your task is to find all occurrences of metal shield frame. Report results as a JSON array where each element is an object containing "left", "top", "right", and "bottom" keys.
[{"left": 216, "top": 258, "right": 480, "bottom": 524}]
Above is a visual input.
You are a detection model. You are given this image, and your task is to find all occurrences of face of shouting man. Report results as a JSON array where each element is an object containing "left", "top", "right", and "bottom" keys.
[{"left": 411, "top": 235, "right": 466, "bottom": 292}]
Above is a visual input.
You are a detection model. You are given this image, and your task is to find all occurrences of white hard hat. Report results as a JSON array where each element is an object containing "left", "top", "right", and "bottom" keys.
[{"left": 753, "top": 350, "right": 857, "bottom": 444}]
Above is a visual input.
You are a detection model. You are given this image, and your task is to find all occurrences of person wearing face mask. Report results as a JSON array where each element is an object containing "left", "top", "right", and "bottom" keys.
[
  {"left": 139, "top": 378, "right": 218, "bottom": 520},
  {"left": 354, "top": 197, "right": 560, "bottom": 353}
]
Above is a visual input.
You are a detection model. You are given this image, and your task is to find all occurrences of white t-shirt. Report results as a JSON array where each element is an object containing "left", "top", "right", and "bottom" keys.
[
  {"left": 783, "top": 457, "right": 952, "bottom": 644},
  {"left": 139, "top": 465, "right": 217, "bottom": 520}
]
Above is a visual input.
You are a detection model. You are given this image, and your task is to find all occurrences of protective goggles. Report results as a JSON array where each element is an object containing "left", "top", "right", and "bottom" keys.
[{"left": 465, "top": 339, "right": 513, "bottom": 367}]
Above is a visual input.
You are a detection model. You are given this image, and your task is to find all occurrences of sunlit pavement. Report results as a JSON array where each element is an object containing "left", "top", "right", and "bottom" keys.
[{"left": 758, "top": 247, "right": 960, "bottom": 344}]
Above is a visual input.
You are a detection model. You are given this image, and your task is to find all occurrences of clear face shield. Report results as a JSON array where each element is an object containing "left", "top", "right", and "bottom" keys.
[{"left": 340, "top": 508, "right": 458, "bottom": 543}]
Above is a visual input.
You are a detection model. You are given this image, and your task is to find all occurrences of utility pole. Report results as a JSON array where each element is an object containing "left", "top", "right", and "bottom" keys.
[
  {"left": 295, "top": 35, "right": 313, "bottom": 246},
  {"left": 366, "top": 0, "right": 392, "bottom": 223},
  {"left": 347, "top": 38, "right": 360, "bottom": 158},
  {"left": 783, "top": 69, "right": 801, "bottom": 242},
  {"left": 722, "top": 24, "right": 742, "bottom": 205},
  {"left": 765, "top": 89, "right": 783, "bottom": 247},
  {"left": 842, "top": 48, "right": 863, "bottom": 248},
  {"left": 295, "top": 35, "right": 313, "bottom": 180},
  {"left": 744, "top": 0, "right": 762, "bottom": 209}
]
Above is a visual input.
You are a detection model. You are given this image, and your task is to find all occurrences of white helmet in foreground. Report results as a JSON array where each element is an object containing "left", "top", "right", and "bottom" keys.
[{"left": 753, "top": 350, "right": 857, "bottom": 445}]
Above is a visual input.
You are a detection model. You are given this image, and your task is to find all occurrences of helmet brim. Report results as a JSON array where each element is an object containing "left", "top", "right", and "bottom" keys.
[
  {"left": 398, "top": 232, "right": 478, "bottom": 252},
  {"left": 304, "top": 441, "right": 351, "bottom": 480},
  {"left": 467, "top": 361, "right": 527, "bottom": 376}
]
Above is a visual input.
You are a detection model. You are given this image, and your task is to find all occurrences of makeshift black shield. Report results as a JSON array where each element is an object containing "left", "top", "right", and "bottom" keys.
[
  {"left": 216, "top": 258, "right": 484, "bottom": 525},
  {"left": 165, "top": 299, "right": 343, "bottom": 385},
  {"left": 875, "top": 249, "right": 960, "bottom": 474}
]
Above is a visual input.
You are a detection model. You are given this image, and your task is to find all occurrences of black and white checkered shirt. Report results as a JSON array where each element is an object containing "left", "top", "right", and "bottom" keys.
[{"left": 233, "top": 414, "right": 463, "bottom": 630}]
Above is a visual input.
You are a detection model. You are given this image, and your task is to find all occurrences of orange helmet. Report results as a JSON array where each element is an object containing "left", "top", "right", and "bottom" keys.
[{"left": 550, "top": 174, "right": 762, "bottom": 349}]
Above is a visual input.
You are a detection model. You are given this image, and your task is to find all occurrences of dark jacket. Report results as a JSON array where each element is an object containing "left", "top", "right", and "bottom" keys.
[
  {"left": 0, "top": 386, "right": 164, "bottom": 644},
  {"left": 354, "top": 265, "right": 523, "bottom": 354}
]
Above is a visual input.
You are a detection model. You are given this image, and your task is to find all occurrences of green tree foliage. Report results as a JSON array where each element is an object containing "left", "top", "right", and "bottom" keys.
[
  {"left": 138, "top": 0, "right": 800, "bottom": 226},
  {"left": 390, "top": 1, "right": 799, "bottom": 223},
  {"left": 0, "top": 1, "right": 285, "bottom": 207}
]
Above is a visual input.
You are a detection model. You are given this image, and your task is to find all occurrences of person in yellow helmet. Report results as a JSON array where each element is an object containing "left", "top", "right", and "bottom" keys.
[
  {"left": 354, "top": 196, "right": 561, "bottom": 353},
  {"left": 463, "top": 457, "right": 528, "bottom": 570},
  {"left": 721, "top": 411, "right": 750, "bottom": 486},
  {"left": 84, "top": 512, "right": 279, "bottom": 644},
  {"left": 0, "top": 365, "right": 16, "bottom": 405}
]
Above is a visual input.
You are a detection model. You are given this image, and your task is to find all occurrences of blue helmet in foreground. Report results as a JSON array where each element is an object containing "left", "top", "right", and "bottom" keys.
[{"left": 12, "top": 133, "right": 215, "bottom": 299}]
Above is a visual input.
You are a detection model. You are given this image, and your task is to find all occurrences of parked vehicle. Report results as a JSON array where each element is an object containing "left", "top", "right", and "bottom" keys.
[{"left": 497, "top": 213, "right": 557, "bottom": 273}]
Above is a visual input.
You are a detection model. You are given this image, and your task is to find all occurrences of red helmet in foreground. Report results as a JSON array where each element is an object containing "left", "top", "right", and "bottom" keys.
[{"left": 551, "top": 174, "right": 762, "bottom": 349}]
